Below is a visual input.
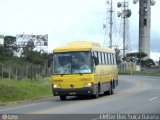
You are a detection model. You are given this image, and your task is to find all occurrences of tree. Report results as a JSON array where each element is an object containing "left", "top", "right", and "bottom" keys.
[
  {"left": 0, "top": 35, "right": 52, "bottom": 79},
  {"left": 0, "top": 36, "right": 18, "bottom": 61},
  {"left": 126, "top": 52, "right": 147, "bottom": 59},
  {"left": 126, "top": 52, "right": 148, "bottom": 64},
  {"left": 21, "top": 40, "right": 35, "bottom": 57},
  {"left": 115, "top": 48, "right": 122, "bottom": 64},
  {"left": 144, "top": 59, "right": 155, "bottom": 67}
]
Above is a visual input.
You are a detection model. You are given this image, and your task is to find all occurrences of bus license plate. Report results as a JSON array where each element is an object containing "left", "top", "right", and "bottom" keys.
[{"left": 69, "top": 92, "right": 76, "bottom": 95}]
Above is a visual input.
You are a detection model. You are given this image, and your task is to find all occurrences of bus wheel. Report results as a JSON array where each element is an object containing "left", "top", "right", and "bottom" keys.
[
  {"left": 104, "top": 91, "right": 108, "bottom": 95},
  {"left": 93, "top": 87, "right": 99, "bottom": 99},
  {"left": 111, "top": 84, "right": 114, "bottom": 94},
  {"left": 107, "top": 82, "right": 114, "bottom": 95},
  {"left": 60, "top": 96, "right": 66, "bottom": 101}
]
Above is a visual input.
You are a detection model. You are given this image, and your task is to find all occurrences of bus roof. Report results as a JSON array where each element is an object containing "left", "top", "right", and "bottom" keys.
[{"left": 53, "top": 41, "right": 115, "bottom": 53}]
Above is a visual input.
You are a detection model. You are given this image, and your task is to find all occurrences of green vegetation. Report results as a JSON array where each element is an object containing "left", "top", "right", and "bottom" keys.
[
  {"left": 0, "top": 35, "right": 53, "bottom": 80},
  {"left": 0, "top": 36, "right": 53, "bottom": 106},
  {"left": 126, "top": 52, "right": 155, "bottom": 67},
  {"left": 0, "top": 36, "right": 52, "bottom": 65},
  {"left": 119, "top": 70, "right": 160, "bottom": 77},
  {"left": 0, "top": 78, "right": 52, "bottom": 106},
  {"left": 116, "top": 51, "right": 156, "bottom": 67}
]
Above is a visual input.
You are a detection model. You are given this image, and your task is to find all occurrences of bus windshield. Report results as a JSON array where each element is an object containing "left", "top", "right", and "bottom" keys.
[{"left": 53, "top": 52, "right": 92, "bottom": 74}]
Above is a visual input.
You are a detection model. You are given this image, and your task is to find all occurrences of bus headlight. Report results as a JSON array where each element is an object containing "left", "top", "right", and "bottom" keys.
[
  {"left": 84, "top": 83, "right": 92, "bottom": 87},
  {"left": 53, "top": 84, "right": 61, "bottom": 88}
]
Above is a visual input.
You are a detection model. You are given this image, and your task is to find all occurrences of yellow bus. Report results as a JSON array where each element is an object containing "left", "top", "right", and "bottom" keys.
[{"left": 51, "top": 41, "right": 118, "bottom": 100}]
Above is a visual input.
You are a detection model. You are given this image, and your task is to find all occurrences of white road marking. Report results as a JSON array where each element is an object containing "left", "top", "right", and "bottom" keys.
[
  {"left": 149, "top": 97, "right": 158, "bottom": 101},
  {"left": 91, "top": 117, "right": 100, "bottom": 120}
]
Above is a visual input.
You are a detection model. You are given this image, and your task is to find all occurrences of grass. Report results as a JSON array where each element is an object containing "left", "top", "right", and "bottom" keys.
[
  {"left": 0, "top": 77, "right": 52, "bottom": 106},
  {"left": 119, "top": 70, "right": 160, "bottom": 77}
]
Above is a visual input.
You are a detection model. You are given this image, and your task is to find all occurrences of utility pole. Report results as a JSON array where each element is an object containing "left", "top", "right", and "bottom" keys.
[
  {"left": 109, "top": 0, "right": 113, "bottom": 48},
  {"left": 123, "top": 1, "right": 126, "bottom": 58}
]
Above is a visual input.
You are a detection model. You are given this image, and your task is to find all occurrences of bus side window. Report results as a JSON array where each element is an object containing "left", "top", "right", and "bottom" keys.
[
  {"left": 102, "top": 52, "right": 105, "bottom": 64},
  {"left": 100, "top": 52, "right": 103, "bottom": 64},
  {"left": 106, "top": 53, "right": 108, "bottom": 64},
  {"left": 114, "top": 54, "right": 117, "bottom": 65},
  {"left": 112, "top": 54, "right": 115, "bottom": 64},
  {"left": 109, "top": 53, "right": 112, "bottom": 64},
  {"left": 96, "top": 51, "right": 98, "bottom": 58},
  {"left": 113, "top": 54, "right": 115, "bottom": 64},
  {"left": 108, "top": 53, "right": 110, "bottom": 65},
  {"left": 93, "top": 51, "right": 99, "bottom": 65},
  {"left": 91, "top": 52, "right": 94, "bottom": 56},
  {"left": 110, "top": 54, "right": 113, "bottom": 64},
  {"left": 110, "top": 53, "right": 112, "bottom": 64},
  {"left": 94, "top": 51, "right": 97, "bottom": 57},
  {"left": 104, "top": 53, "right": 107, "bottom": 64},
  {"left": 111, "top": 54, "right": 114, "bottom": 64},
  {"left": 98, "top": 52, "right": 102, "bottom": 64}
]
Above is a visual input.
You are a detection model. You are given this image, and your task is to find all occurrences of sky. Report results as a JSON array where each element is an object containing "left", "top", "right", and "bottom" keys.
[{"left": 0, "top": 0, "right": 160, "bottom": 61}]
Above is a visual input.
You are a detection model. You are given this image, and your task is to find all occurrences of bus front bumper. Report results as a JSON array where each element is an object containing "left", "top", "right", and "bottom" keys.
[{"left": 52, "top": 88, "right": 95, "bottom": 96}]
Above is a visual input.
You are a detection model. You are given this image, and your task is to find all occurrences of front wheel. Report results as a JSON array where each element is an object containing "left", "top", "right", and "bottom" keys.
[
  {"left": 60, "top": 96, "right": 66, "bottom": 101},
  {"left": 92, "top": 87, "right": 99, "bottom": 99}
]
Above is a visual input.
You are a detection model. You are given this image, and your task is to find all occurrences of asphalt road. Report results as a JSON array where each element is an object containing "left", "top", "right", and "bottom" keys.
[{"left": 0, "top": 75, "right": 160, "bottom": 120}]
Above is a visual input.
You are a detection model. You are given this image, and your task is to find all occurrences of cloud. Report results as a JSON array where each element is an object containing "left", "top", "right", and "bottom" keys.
[{"left": 0, "top": 0, "right": 159, "bottom": 58}]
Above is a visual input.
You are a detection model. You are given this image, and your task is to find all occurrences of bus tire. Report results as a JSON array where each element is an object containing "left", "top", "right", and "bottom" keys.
[
  {"left": 104, "top": 90, "right": 108, "bottom": 95},
  {"left": 107, "top": 82, "right": 114, "bottom": 95},
  {"left": 93, "top": 87, "right": 99, "bottom": 99},
  {"left": 60, "top": 96, "right": 66, "bottom": 101},
  {"left": 113, "top": 80, "right": 115, "bottom": 89},
  {"left": 111, "top": 84, "right": 114, "bottom": 94},
  {"left": 111, "top": 81, "right": 114, "bottom": 94}
]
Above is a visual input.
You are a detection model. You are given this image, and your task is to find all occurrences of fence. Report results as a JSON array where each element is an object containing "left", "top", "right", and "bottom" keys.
[
  {"left": 118, "top": 62, "right": 136, "bottom": 71},
  {"left": 118, "top": 62, "right": 160, "bottom": 72},
  {"left": 0, "top": 63, "right": 52, "bottom": 81}
]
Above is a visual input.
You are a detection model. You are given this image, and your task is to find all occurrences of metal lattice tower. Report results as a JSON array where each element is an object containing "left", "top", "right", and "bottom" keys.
[
  {"left": 103, "top": 0, "right": 118, "bottom": 48},
  {"left": 117, "top": 0, "right": 131, "bottom": 58}
]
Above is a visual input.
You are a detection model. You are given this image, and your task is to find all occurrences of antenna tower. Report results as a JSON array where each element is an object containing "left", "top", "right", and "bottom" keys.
[
  {"left": 117, "top": 0, "right": 131, "bottom": 58},
  {"left": 103, "top": 0, "right": 117, "bottom": 48}
]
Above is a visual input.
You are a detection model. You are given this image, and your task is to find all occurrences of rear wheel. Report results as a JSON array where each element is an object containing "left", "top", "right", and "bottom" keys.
[
  {"left": 106, "top": 82, "right": 114, "bottom": 95},
  {"left": 104, "top": 91, "right": 108, "bottom": 95},
  {"left": 60, "top": 96, "right": 66, "bottom": 101},
  {"left": 111, "top": 84, "right": 114, "bottom": 94}
]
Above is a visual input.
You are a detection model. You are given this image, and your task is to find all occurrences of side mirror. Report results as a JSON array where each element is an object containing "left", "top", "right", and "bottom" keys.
[{"left": 93, "top": 56, "right": 99, "bottom": 65}]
